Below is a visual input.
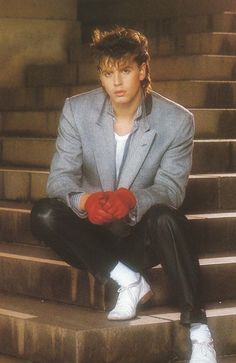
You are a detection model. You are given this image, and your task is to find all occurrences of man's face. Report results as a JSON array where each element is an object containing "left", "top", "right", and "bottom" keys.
[{"left": 99, "top": 56, "right": 146, "bottom": 106}]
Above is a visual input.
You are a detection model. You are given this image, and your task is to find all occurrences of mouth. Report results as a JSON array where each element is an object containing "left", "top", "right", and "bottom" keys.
[{"left": 114, "top": 91, "right": 126, "bottom": 96}]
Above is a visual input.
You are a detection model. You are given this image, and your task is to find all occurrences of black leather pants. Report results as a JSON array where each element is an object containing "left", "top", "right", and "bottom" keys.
[{"left": 30, "top": 198, "right": 207, "bottom": 325}]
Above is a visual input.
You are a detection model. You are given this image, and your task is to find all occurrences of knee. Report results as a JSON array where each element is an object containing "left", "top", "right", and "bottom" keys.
[
  {"left": 30, "top": 198, "right": 59, "bottom": 235},
  {"left": 146, "top": 204, "right": 181, "bottom": 229}
]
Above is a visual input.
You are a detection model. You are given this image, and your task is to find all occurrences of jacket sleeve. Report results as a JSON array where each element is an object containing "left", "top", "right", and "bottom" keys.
[
  {"left": 47, "top": 98, "right": 85, "bottom": 204},
  {"left": 133, "top": 112, "right": 194, "bottom": 222}
]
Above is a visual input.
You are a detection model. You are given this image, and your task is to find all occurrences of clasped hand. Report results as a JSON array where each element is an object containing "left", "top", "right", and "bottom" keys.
[{"left": 84, "top": 188, "right": 136, "bottom": 225}]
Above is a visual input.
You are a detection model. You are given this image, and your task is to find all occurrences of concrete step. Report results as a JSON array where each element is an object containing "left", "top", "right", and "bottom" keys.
[
  {"left": 0, "top": 354, "right": 31, "bottom": 363},
  {"left": 0, "top": 111, "right": 60, "bottom": 137},
  {"left": 0, "top": 293, "right": 235, "bottom": 363},
  {"left": 1, "top": 109, "right": 236, "bottom": 140},
  {"left": 153, "top": 11, "right": 236, "bottom": 35},
  {"left": 151, "top": 55, "right": 236, "bottom": 81},
  {"left": 187, "top": 211, "right": 236, "bottom": 256},
  {"left": 26, "top": 63, "right": 79, "bottom": 88},
  {"left": 0, "top": 136, "right": 236, "bottom": 173},
  {"left": 72, "top": 32, "right": 236, "bottom": 63},
  {"left": 79, "top": 55, "right": 236, "bottom": 86},
  {"left": 192, "top": 139, "right": 236, "bottom": 173},
  {"left": 0, "top": 0, "right": 77, "bottom": 20},
  {"left": 153, "top": 80, "right": 236, "bottom": 108},
  {"left": 193, "top": 109, "right": 236, "bottom": 139},
  {"left": 0, "top": 201, "right": 37, "bottom": 245},
  {"left": 79, "top": 1, "right": 236, "bottom": 24},
  {"left": 1, "top": 201, "right": 236, "bottom": 256},
  {"left": 0, "top": 242, "right": 235, "bottom": 311},
  {"left": 0, "top": 85, "right": 95, "bottom": 111},
  {"left": 177, "top": 355, "right": 236, "bottom": 363},
  {"left": 153, "top": 32, "right": 236, "bottom": 57},
  {"left": 184, "top": 173, "right": 236, "bottom": 212},
  {"left": 26, "top": 55, "right": 236, "bottom": 87},
  {"left": 81, "top": 11, "right": 236, "bottom": 42},
  {"left": 0, "top": 167, "right": 48, "bottom": 202},
  {"left": 0, "top": 19, "right": 80, "bottom": 88},
  {"left": 1, "top": 165, "right": 236, "bottom": 214},
  {"left": 0, "top": 137, "right": 55, "bottom": 169},
  {"left": 2, "top": 81, "right": 236, "bottom": 110}
]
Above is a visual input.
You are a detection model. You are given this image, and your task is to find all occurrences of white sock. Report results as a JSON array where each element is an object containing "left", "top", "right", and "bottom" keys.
[
  {"left": 190, "top": 323, "right": 212, "bottom": 343},
  {"left": 110, "top": 261, "right": 140, "bottom": 287}
]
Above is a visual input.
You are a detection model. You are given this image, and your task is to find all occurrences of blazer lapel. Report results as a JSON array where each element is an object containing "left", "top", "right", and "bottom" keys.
[
  {"left": 91, "top": 100, "right": 116, "bottom": 190},
  {"left": 118, "top": 121, "right": 157, "bottom": 188}
]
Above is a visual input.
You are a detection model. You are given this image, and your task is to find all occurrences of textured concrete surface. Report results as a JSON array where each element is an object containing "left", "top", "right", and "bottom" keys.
[
  {"left": 1, "top": 200, "right": 236, "bottom": 252},
  {"left": 0, "top": 0, "right": 77, "bottom": 20},
  {"left": 1, "top": 109, "right": 236, "bottom": 139},
  {"left": 0, "top": 354, "right": 32, "bottom": 362},
  {"left": 81, "top": 12, "right": 236, "bottom": 43},
  {"left": 1, "top": 136, "right": 236, "bottom": 173},
  {"left": 193, "top": 109, "right": 236, "bottom": 139},
  {"left": 78, "top": 0, "right": 236, "bottom": 22},
  {"left": 0, "top": 242, "right": 235, "bottom": 310},
  {"left": 95, "top": 31, "right": 236, "bottom": 60},
  {"left": 25, "top": 54, "right": 236, "bottom": 87},
  {"left": 1, "top": 80, "right": 236, "bottom": 110},
  {"left": 0, "top": 19, "right": 81, "bottom": 87},
  {"left": 0, "top": 293, "right": 235, "bottom": 362}
]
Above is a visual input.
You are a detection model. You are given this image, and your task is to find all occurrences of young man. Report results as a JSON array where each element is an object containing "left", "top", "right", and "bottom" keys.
[{"left": 31, "top": 27, "right": 217, "bottom": 362}]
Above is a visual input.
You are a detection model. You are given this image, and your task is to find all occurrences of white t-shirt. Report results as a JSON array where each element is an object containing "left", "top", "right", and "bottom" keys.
[{"left": 114, "top": 132, "right": 130, "bottom": 179}]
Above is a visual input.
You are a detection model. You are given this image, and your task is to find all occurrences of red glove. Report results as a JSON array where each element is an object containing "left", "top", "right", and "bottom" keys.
[
  {"left": 84, "top": 192, "right": 113, "bottom": 225},
  {"left": 103, "top": 188, "right": 136, "bottom": 220}
]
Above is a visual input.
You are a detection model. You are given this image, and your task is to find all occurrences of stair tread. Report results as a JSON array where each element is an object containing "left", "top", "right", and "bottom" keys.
[
  {"left": 0, "top": 291, "right": 235, "bottom": 330},
  {"left": 2, "top": 135, "right": 236, "bottom": 142},
  {"left": 0, "top": 135, "right": 55, "bottom": 141},
  {"left": 0, "top": 166, "right": 48, "bottom": 173},
  {"left": 0, "top": 292, "right": 235, "bottom": 362},
  {"left": 0, "top": 200, "right": 32, "bottom": 212},
  {"left": 3, "top": 166, "right": 236, "bottom": 178},
  {"left": 0, "top": 241, "right": 235, "bottom": 267}
]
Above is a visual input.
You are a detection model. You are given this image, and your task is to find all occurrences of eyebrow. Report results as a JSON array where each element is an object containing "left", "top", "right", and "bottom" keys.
[{"left": 100, "top": 64, "right": 133, "bottom": 73}]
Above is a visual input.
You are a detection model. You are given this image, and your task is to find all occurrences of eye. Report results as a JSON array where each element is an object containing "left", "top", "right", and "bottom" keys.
[
  {"left": 103, "top": 71, "right": 112, "bottom": 77},
  {"left": 122, "top": 68, "right": 131, "bottom": 74}
]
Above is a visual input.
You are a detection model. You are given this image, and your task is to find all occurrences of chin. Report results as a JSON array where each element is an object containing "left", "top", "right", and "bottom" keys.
[{"left": 113, "top": 96, "right": 131, "bottom": 103}]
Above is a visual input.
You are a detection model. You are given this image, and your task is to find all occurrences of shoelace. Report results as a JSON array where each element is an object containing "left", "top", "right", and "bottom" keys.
[{"left": 116, "top": 277, "right": 142, "bottom": 305}]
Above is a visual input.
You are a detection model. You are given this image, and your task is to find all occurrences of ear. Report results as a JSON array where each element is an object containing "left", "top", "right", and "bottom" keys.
[{"left": 139, "top": 63, "right": 146, "bottom": 81}]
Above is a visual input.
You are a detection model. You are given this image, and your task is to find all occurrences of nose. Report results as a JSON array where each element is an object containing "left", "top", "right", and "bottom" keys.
[{"left": 113, "top": 71, "right": 122, "bottom": 86}]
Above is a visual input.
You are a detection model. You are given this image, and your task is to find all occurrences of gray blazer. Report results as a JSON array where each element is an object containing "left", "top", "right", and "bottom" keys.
[{"left": 47, "top": 87, "right": 194, "bottom": 223}]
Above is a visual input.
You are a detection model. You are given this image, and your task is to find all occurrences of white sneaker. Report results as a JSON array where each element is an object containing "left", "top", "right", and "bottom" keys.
[
  {"left": 189, "top": 339, "right": 217, "bottom": 363},
  {"left": 107, "top": 276, "right": 153, "bottom": 320}
]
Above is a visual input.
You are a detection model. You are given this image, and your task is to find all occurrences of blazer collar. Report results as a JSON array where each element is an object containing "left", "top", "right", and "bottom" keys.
[{"left": 96, "top": 90, "right": 153, "bottom": 123}]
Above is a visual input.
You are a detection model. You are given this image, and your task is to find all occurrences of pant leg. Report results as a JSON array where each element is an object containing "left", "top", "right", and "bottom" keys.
[
  {"left": 118, "top": 204, "right": 207, "bottom": 326},
  {"left": 30, "top": 198, "right": 120, "bottom": 282},
  {"left": 140, "top": 204, "right": 207, "bottom": 326}
]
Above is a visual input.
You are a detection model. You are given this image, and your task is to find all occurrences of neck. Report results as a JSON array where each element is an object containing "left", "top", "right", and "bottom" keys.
[{"left": 112, "top": 88, "right": 142, "bottom": 122}]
